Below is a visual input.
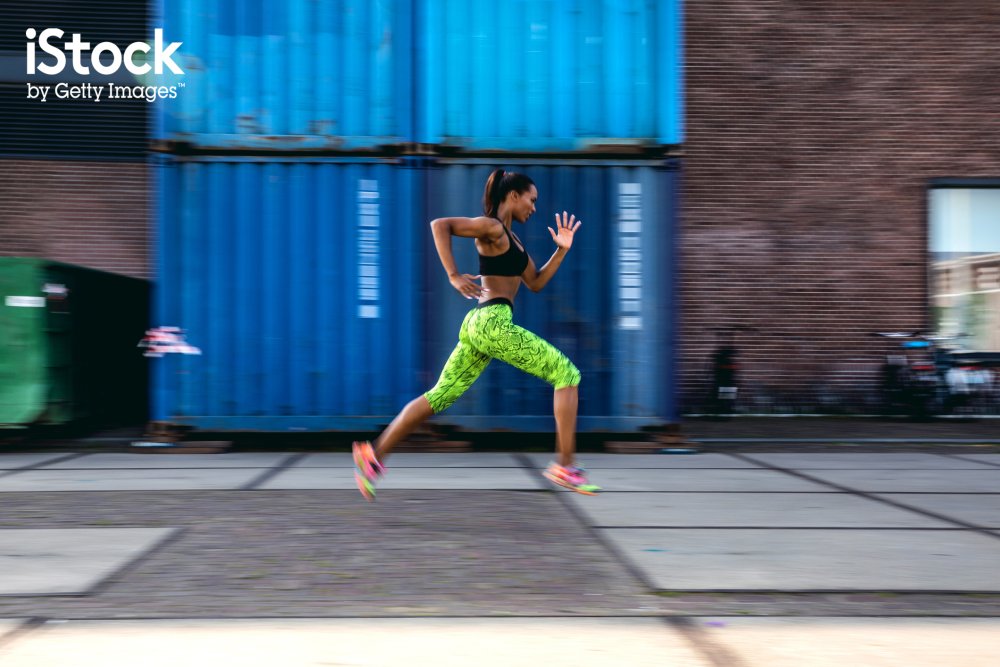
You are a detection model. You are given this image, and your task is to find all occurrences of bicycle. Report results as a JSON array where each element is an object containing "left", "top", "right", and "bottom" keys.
[{"left": 870, "top": 331, "right": 995, "bottom": 417}]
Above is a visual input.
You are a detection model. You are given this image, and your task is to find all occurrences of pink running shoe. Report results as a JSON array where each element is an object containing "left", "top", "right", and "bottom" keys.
[
  {"left": 543, "top": 462, "right": 601, "bottom": 495},
  {"left": 352, "top": 440, "right": 385, "bottom": 501}
]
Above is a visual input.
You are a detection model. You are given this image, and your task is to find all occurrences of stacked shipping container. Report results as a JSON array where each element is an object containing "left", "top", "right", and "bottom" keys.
[
  {"left": 153, "top": 0, "right": 682, "bottom": 432},
  {"left": 157, "top": 0, "right": 681, "bottom": 152}
]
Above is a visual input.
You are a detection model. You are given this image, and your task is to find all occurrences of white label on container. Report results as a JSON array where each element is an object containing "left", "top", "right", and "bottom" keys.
[
  {"left": 357, "top": 179, "right": 381, "bottom": 319},
  {"left": 617, "top": 183, "right": 642, "bottom": 329},
  {"left": 5, "top": 296, "right": 45, "bottom": 308}
]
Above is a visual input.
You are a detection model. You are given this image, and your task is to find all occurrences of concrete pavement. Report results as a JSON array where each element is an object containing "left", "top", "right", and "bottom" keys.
[
  {"left": 1, "top": 617, "right": 999, "bottom": 667},
  {"left": 0, "top": 448, "right": 998, "bottom": 665}
]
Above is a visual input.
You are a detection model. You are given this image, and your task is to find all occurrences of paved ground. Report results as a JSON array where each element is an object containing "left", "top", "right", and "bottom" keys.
[{"left": 0, "top": 446, "right": 998, "bottom": 665}]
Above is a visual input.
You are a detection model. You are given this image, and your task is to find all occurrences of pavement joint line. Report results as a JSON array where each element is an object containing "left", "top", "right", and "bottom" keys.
[
  {"left": 666, "top": 616, "right": 751, "bottom": 667},
  {"left": 85, "top": 528, "right": 187, "bottom": 598},
  {"left": 511, "top": 453, "right": 661, "bottom": 594},
  {"left": 0, "top": 488, "right": 555, "bottom": 494},
  {"left": 691, "top": 438, "right": 1000, "bottom": 444},
  {"left": 726, "top": 467, "right": 999, "bottom": 471},
  {"left": 0, "top": 614, "right": 686, "bottom": 621},
  {"left": 546, "top": 490, "right": 857, "bottom": 495},
  {"left": 11, "top": 612, "right": 1000, "bottom": 621},
  {"left": 16, "top": 467, "right": 303, "bottom": 473},
  {"left": 239, "top": 453, "right": 308, "bottom": 490},
  {"left": 258, "top": 488, "right": 551, "bottom": 493},
  {"left": 864, "top": 492, "right": 1000, "bottom": 495},
  {"left": 733, "top": 453, "right": 1000, "bottom": 542},
  {"left": 593, "top": 526, "right": 978, "bottom": 531},
  {"left": 0, "top": 453, "right": 89, "bottom": 478},
  {"left": 0, "top": 591, "right": 89, "bottom": 599},
  {"left": 593, "top": 490, "right": 1000, "bottom": 494},
  {"left": 871, "top": 491, "right": 1000, "bottom": 496},
  {"left": 939, "top": 452, "right": 1000, "bottom": 469},
  {"left": 655, "top": 588, "right": 1000, "bottom": 594},
  {"left": 528, "top": 467, "right": 773, "bottom": 471},
  {"left": 0, "top": 617, "right": 46, "bottom": 650},
  {"left": 0, "top": 614, "right": 709, "bottom": 621}
]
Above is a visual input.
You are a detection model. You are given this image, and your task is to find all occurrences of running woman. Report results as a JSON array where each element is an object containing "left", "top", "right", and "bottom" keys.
[{"left": 353, "top": 169, "right": 600, "bottom": 500}]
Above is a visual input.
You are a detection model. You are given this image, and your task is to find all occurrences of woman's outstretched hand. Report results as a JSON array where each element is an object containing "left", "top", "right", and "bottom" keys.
[
  {"left": 449, "top": 273, "right": 487, "bottom": 300},
  {"left": 549, "top": 211, "right": 582, "bottom": 250}
]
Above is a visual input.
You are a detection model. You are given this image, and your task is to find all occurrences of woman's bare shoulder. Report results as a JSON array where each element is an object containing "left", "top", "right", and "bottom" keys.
[
  {"left": 470, "top": 216, "right": 506, "bottom": 241},
  {"left": 436, "top": 216, "right": 503, "bottom": 240}
]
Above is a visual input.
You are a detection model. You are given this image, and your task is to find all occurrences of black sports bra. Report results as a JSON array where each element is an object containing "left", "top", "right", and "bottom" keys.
[{"left": 479, "top": 223, "right": 529, "bottom": 277}]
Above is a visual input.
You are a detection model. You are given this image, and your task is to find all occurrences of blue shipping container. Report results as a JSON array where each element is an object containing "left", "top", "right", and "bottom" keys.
[
  {"left": 155, "top": 0, "right": 682, "bottom": 152},
  {"left": 153, "top": 157, "right": 677, "bottom": 431},
  {"left": 156, "top": 0, "right": 414, "bottom": 149},
  {"left": 153, "top": 157, "right": 423, "bottom": 430},
  {"left": 417, "top": 0, "right": 683, "bottom": 150},
  {"left": 420, "top": 159, "right": 678, "bottom": 431}
]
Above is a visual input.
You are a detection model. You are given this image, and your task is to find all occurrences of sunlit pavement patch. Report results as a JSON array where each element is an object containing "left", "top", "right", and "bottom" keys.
[
  {"left": 876, "top": 494, "right": 1000, "bottom": 528},
  {"left": 292, "top": 453, "right": 521, "bottom": 468},
  {"left": 566, "top": 469, "right": 828, "bottom": 492},
  {"left": 0, "top": 529, "right": 177, "bottom": 595},
  {"left": 526, "top": 453, "right": 762, "bottom": 469},
  {"left": 0, "top": 620, "right": 27, "bottom": 641},
  {"left": 692, "top": 617, "right": 1000, "bottom": 667},
  {"left": 0, "top": 618, "right": 710, "bottom": 667},
  {"left": 603, "top": 528, "right": 1000, "bottom": 591},
  {"left": 567, "top": 492, "right": 952, "bottom": 528},
  {"left": 42, "top": 453, "right": 293, "bottom": 469},
  {"left": 742, "top": 453, "right": 997, "bottom": 470},
  {"left": 797, "top": 469, "right": 1000, "bottom": 493},
  {"left": 0, "top": 454, "right": 73, "bottom": 471},
  {"left": 949, "top": 453, "right": 1000, "bottom": 466},
  {"left": 261, "top": 467, "right": 544, "bottom": 490},
  {"left": 0, "top": 469, "right": 266, "bottom": 492}
]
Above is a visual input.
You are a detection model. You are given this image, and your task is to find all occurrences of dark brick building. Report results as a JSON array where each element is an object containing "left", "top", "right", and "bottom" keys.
[
  {"left": 680, "top": 2, "right": 1000, "bottom": 413},
  {"left": 0, "top": 161, "right": 150, "bottom": 278}
]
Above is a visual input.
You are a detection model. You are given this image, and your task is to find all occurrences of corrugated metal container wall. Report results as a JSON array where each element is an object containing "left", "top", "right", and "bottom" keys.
[
  {"left": 417, "top": 0, "right": 683, "bottom": 150},
  {"left": 2, "top": 0, "right": 149, "bottom": 160},
  {"left": 153, "top": 157, "right": 422, "bottom": 430},
  {"left": 157, "top": 0, "right": 413, "bottom": 150},
  {"left": 421, "top": 160, "right": 677, "bottom": 431}
]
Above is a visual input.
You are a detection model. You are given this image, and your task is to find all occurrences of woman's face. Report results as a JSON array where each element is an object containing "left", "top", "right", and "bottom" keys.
[{"left": 510, "top": 185, "right": 538, "bottom": 223}]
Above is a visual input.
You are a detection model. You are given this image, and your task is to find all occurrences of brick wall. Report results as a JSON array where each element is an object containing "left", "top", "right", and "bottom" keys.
[
  {"left": 0, "top": 160, "right": 150, "bottom": 279},
  {"left": 682, "top": 2, "right": 1000, "bottom": 413}
]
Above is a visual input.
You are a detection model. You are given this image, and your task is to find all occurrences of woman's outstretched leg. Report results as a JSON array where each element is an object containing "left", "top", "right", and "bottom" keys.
[
  {"left": 353, "top": 396, "right": 435, "bottom": 501},
  {"left": 373, "top": 395, "right": 435, "bottom": 462},
  {"left": 354, "top": 327, "right": 489, "bottom": 501},
  {"left": 469, "top": 309, "right": 598, "bottom": 495}
]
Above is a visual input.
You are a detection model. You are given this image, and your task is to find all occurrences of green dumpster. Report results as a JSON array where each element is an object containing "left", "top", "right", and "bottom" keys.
[{"left": 0, "top": 258, "right": 149, "bottom": 430}]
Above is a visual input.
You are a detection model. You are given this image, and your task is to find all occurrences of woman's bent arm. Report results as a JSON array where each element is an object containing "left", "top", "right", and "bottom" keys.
[
  {"left": 521, "top": 248, "right": 568, "bottom": 292},
  {"left": 430, "top": 216, "right": 499, "bottom": 299}
]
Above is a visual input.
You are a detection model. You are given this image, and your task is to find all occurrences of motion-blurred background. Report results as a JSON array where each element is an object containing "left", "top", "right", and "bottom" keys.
[{"left": 2, "top": 1, "right": 999, "bottom": 437}]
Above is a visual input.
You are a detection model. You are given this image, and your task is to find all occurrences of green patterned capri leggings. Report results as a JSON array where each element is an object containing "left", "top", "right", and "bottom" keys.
[{"left": 423, "top": 301, "right": 581, "bottom": 413}]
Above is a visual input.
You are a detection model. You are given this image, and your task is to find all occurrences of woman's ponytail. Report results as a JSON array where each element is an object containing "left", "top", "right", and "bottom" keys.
[{"left": 482, "top": 168, "right": 506, "bottom": 217}]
